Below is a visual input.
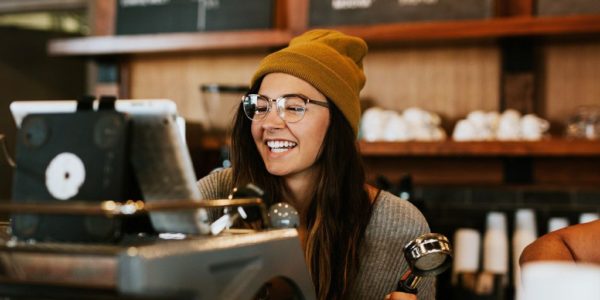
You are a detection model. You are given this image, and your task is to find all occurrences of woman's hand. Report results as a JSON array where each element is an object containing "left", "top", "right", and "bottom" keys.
[{"left": 384, "top": 292, "right": 417, "bottom": 300}]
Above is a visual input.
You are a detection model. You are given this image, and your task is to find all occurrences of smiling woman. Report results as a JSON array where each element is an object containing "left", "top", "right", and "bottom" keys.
[
  {"left": 250, "top": 73, "right": 331, "bottom": 179},
  {"left": 196, "top": 29, "right": 434, "bottom": 300}
]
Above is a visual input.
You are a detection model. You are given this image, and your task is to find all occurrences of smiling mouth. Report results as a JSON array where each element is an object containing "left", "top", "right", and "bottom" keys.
[{"left": 266, "top": 140, "right": 297, "bottom": 153}]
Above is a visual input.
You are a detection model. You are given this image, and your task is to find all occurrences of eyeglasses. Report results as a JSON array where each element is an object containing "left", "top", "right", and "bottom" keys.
[{"left": 242, "top": 93, "right": 329, "bottom": 123}]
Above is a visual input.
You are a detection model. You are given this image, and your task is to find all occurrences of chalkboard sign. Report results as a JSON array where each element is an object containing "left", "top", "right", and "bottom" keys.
[
  {"left": 116, "top": 0, "right": 274, "bottom": 35},
  {"left": 537, "top": 0, "right": 600, "bottom": 16},
  {"left": 309, "top": 0, "right": 494, "bottom": 27}
]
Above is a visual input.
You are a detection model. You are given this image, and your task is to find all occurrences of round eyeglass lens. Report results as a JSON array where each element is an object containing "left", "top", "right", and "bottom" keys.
[{"left": 280, "top": 96, "right": 307, "bottom": 123}]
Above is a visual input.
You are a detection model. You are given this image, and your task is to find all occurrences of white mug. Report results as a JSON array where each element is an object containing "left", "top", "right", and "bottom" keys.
[
  {"left": 453, "top": 119, "right": 478, "bottom": 141},
  {"left": 361, "top": 107, "right": 389, "bottom": 141},
  {"left": 520, "top": 114, "right": 549, "bottom": 141},
  {"left": 520, "top": 262, "right": 600, "bottom": 300},
  {"left": 497, "top": 110, "right": 522, "bottom": 141},
  {"left": 383, "top": 114, "right": 411, "bottom": 141}
]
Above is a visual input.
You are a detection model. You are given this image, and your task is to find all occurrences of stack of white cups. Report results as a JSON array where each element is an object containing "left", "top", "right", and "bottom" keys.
[
  {"left": 547, "top": 217, "right": 569, "bottom": 232},
  {"left": 476, "top": 212, "right": 509, "bottom": 296},
  {"left": 512, "top": 209, "right": 538, "bottom": 299},
  {"left": 579, "top": 212, "right": 599, "bottom": 224},
  {"left": 452, "top": 228, "right": 481, "bottom": 289},
  {"left": 483, "top": 212, "right": 509, "bottom": 276}
]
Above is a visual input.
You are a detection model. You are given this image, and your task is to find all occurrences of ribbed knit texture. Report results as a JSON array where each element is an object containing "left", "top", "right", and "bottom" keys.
[{"left": 197, "top": 168, "right": 435, "bottom": 300}]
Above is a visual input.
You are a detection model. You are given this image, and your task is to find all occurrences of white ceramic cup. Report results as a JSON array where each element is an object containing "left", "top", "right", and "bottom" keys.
[
  {"left": 520, "top": 114, "right": 549, "bottom": 141},
  {"left": 453, "top": 228, "right": 481, "bottom": 273},
  {"left": 383, "top": 113, "right": 411, "bottom": 141},
  {"left": 548, "top": 217, "right": 569, "bottom": 233},
  {"left": 497, "top": 110, "right": 522, "bottom": 141},
  {"left": 520, "top": 262, "right": 600, "bottom": 300},
  {"left": 483, "top": 212, "right": 509, "bottom": 274},
  {"left": 361, "top": 107, "right": 389, "bottom": 141},
  {"left": 453, "top": 119, "right": 478, "bottom": 141}
]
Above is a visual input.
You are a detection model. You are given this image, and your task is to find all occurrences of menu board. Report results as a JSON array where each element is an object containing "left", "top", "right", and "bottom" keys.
[
  {"left": 116, "top": 0, "right": 273, "bottom": 35},
  {"left": 310, "top": 0, "right": 494, "bottom": 26}
]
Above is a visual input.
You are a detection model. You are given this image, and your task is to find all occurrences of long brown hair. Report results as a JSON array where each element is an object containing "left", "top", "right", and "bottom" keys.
[{"left": 230, "top": 78, "right": 373, "bottom": 299}]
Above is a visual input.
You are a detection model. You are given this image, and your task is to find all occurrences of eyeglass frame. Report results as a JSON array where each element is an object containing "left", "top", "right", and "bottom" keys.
[{"left": 241, "top": 93, "right": 329, "bottom": 123}]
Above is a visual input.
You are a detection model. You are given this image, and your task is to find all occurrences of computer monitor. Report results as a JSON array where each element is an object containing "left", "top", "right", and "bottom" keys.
[{"left": 10, "top": 99, "right": 204, "bottom": 240}]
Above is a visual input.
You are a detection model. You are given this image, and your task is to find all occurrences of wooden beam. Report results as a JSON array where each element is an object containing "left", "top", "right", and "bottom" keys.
[
  {"left": 49, "top": 29, "right": 293, "bottom": 56},
  {"left": 284, "top": 0, "right": 308, "bottom": 34},
  {"left": 0, "top": 0, "right": 86, "bottom": 14},
  {"left": 334, "top": 15, "right": 600, "bottom": 43},
  {"left": 358, "top": 140, "right": 600, "bottom": 157},
  {"left": 89, "top": 0, "right": 115, "bottom": 36},
  {"left": 496, "top": 0, "right": 534, "bottom": 17}
]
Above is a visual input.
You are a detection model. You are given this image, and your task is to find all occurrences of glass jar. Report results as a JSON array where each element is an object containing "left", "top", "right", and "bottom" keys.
[{"left": 566, "top": 105, "right": 600, "bottom": 140}]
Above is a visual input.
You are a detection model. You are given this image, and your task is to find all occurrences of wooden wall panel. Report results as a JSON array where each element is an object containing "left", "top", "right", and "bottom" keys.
[
  {"left": 534, "top": 158, "right": 600, "bottom": 186},
  {"left": 129, "top": 44, "right": 501, "bottom": 130},
  {"left": 362, "top": 43, "right": 501, "bottom": 126},
  {"left": 540, "top": 39, "right": 600, "bottom": 131},
  {"left": 129, "top": 52, "right": 267, "bottom": 127}
]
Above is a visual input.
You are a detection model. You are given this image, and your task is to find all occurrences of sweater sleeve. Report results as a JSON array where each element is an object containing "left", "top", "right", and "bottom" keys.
[
  {"left": 196, "top": 168, "right": 234, "bottom": 221},
  {"left": 196, "top": 168, "right": 233, "bottom": 200},
  {"left": 350, "top": 191, "right": 435, "bottom": 300}
]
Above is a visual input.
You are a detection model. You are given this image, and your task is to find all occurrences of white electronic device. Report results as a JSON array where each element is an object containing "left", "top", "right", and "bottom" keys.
[
  {"left": 9, "top": 99, "right": 186, "bottom": 140},
  {"left": 10, "top": 98, "right": 205, "bottom": 235}
]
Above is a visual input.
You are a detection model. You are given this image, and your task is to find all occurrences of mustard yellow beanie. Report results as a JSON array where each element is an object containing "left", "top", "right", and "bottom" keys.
[{"left": 251, "top": 29, "right": 368, "bottom": 136}]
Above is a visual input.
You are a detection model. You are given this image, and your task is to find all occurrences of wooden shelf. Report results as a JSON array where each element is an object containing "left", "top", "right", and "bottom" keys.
[
  {"left": 48, "top": 29, "right": 294, "bottom": 56},
  {"left": 358, "top": 139, "right": 600, "bottom": 157},
  {"left": 333, "top": 14, "right": 600, "bottom": 43},
  {"left": 47, "top": 14, "right": 600, "bottom": 56}
]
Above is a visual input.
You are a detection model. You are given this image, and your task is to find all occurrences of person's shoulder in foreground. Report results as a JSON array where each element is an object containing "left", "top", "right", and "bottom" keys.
[
  {"left": 351, "top": 190, "right": 435, "bottom": 300},
  {"left": 520, "top": 219, "right": 600, "bottom": 265}
]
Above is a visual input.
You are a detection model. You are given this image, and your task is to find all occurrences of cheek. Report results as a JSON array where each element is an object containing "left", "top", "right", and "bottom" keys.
[
  {"left": 251, "top": 122, "right": 262, "bottom": 142},
  {"left": 312, "top": 112, "right": 330, "bottom": 142},
  {"left": 296, "top": 115, "right": 329, "bottom": 154}
]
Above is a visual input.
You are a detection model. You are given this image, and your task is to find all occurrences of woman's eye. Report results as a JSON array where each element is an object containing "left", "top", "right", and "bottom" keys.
[{"left": 287, "top": 106, "right": 304, "bottom": 112}]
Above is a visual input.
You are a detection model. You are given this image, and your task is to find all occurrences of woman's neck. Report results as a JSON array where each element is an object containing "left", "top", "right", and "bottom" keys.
[
  {"left": 283, "top": 172, "right": 316, "bottom": 250},
  {"left": 283, "top": 168, "right": 318, "bottom": 219}
]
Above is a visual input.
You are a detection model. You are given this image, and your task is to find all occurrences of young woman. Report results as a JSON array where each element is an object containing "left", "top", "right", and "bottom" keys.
[{"left": 197, "top": 29, "right": 434, "bottom": 300}]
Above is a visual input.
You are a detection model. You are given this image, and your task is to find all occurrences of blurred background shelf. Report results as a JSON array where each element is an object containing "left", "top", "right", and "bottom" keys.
[
  {"left": 333, "top": 15, "right": 600, "bottom": 44},
  {"left": 358, "top": 139, "right": 600, "bottom": 157},
  {"left": 48, "top": 29, "right": 294, "bottom": 56},
  {"left": 1, "top": 2, "right": 599, "bottom": 299},
  {"left": 47, "top": 14, "right": 600, "bottom": 56}
]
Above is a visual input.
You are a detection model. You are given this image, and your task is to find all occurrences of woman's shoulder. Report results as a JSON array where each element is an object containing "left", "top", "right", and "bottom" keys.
[
  {"left": 352, "top": 190, "right": 435, "bottom": 300},
  {"left": 196, "top": 168, "right": 233, "bottom": 199},
  {"left": 368, "top": 190, "right": 430, "bottom": 239}
]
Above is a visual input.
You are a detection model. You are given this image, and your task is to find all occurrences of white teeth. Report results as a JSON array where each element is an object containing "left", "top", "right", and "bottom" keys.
[{"left": 267, "top": 140, "right": 297, "bottom": 151}]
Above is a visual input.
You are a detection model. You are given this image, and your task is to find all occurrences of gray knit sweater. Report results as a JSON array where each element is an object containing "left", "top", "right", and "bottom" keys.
[{"left": 197, "top": 168, "right": 435, "bottom": 300}]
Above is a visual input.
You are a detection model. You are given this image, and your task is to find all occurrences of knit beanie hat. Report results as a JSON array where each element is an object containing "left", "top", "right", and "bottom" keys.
[{"left": 251, "top": 29, "right": 368, "bottom": 136}]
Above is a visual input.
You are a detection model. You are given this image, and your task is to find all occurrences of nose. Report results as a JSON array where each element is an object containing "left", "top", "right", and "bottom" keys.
[{"left": 261, "top": 103, "right": 286, "bottom": 130}]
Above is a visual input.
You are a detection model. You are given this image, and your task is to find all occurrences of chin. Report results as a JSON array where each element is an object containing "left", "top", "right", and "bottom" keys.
[{"left": 265, "top": 165, "right": 291, "bottom": 177}]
